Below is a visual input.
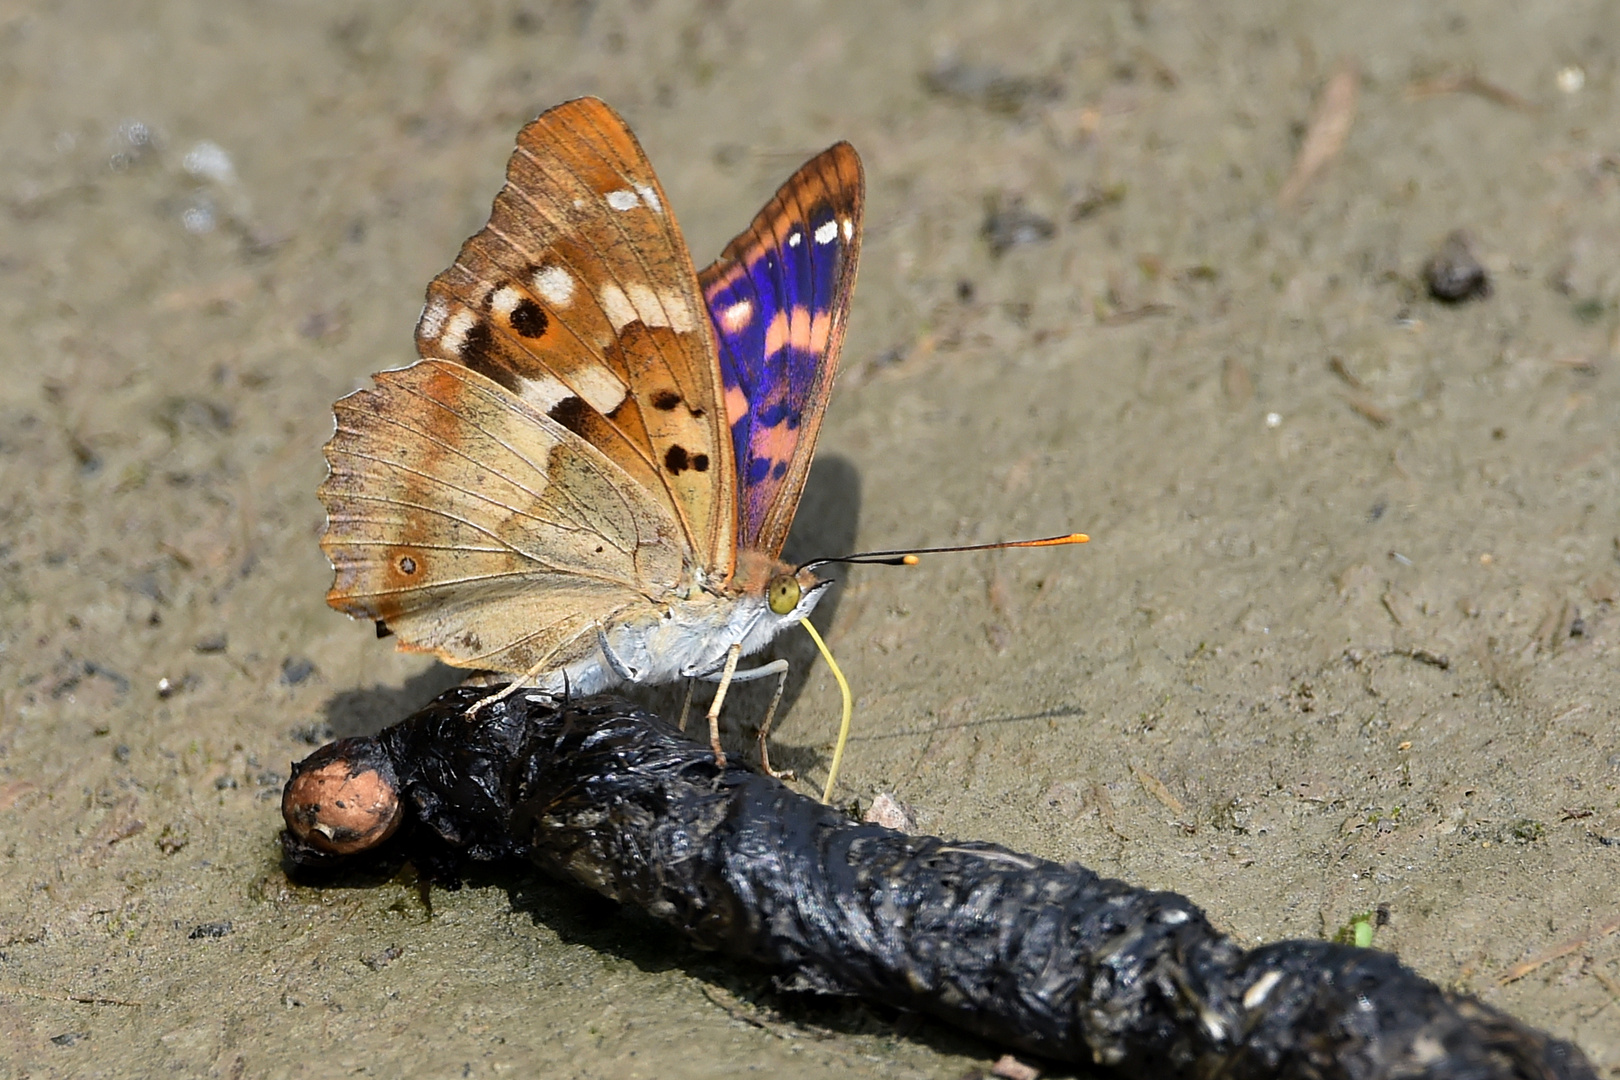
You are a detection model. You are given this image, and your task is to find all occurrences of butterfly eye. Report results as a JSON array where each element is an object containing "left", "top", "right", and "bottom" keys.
[{"left": 767, "top": 575, "right": 801, "bottom": 616}]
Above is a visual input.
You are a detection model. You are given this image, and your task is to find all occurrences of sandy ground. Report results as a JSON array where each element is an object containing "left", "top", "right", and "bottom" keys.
[{"left": 3, "top": 1, "right": 1619, "bottom": 1077}]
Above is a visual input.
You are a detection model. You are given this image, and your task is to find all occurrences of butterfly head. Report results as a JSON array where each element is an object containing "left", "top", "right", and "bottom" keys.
[
  {"left": 723, "top": 562, "right": 831, "bottom": 661},
  {"left": 766, "top": 567, "right": 830, "bottom": 619}
]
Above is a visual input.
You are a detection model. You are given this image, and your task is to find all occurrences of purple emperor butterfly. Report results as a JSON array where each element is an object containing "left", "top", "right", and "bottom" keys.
[{"left": 319, "top": 98, "right": 863, "bottom": 781}]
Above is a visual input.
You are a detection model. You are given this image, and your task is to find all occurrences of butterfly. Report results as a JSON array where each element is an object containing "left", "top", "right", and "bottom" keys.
[{"left": 318, "top": 97, "right": 863, "bottom": 778}]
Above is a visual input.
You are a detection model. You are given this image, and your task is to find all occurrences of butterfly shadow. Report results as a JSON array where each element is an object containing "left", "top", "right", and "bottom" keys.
[
  {"left": 320, "top": 662, "right": 470, "bottom": 740},
  {"left": 634, "top": 453, "right": 864, "bottom": 777}
]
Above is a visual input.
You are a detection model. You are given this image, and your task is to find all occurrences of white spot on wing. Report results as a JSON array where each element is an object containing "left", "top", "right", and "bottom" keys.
[
  {"left": 787, "top": 231, "right": 802, "bottom": 248},
  {"left": 624, "top": 282, "right": 696, "bottom": 333},
  {"left": 720, "top": 299, "right": 753, "bottom": 333},
  {"left": 533, "top": 265, "right": 575, "bottom": 307},
  {"left": 441, "top": 310, "right": 477, "bottom": 354},
  {"left": 520, "top": 371, "right": 574, "bottom": 413},
  {"left": 814, "top": 220, "right": 838, "bottom": 245},
  {"left": 571, "top": 364, "right": 629, "bottom": 415},
  {"left": 599, "top": 283, "right": 636, "bottom": 330},
  {"left": 633, "top": 183, "right": 662, "bottom": 213},
  {"left": 490, "top": 286, "right": 522, "bottom": 317},
  {"left": 418, "top": 297, "right": 450, "bottom": 339},
  {"left": 661, "top": 289, "right": 695, "bottom": 333},
  {"left": 842, "top": 217, "right": 853, "bottom": 241},
  {"left": 605, "top": 189, "right": 639, "bottom": 211},
  {"left": 626, "top": 283, "right": 662, "bottom": 327}
]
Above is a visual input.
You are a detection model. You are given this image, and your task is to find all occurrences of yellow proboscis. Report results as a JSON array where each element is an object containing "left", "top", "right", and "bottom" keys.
[{"left": 799, "top": 617, "right": 853, "bottom": 804}]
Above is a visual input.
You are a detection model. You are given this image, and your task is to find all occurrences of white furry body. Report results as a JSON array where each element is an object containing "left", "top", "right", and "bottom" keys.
[{"left": 529, "top": 579, "right": 830, "bottom": 696}]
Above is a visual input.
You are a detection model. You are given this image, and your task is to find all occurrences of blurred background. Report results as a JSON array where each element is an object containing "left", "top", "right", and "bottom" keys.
[{"left": 2, "top": 2, "right": 1618, "bottom": 1076}]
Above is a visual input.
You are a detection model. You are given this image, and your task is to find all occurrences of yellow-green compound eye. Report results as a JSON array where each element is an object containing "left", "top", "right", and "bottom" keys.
[{"left": 767, "top": 575, "right": 802, "bottom": 616}]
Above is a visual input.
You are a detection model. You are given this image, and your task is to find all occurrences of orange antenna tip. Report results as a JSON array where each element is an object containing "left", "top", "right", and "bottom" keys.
[
  {"left": 901, "top": 554, "right": 920, "bottom": 565},
  {"left": 1000, "top": 532, "right": 1089, "bottom": 549}
]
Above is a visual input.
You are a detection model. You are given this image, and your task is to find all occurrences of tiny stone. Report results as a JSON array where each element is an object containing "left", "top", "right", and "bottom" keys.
[
  {"left": 289, "top": 721, "right": 334, "bottom": 746},
  {"left": 280, "top": 656, "right": 316, "bottom": 685},
  {"left": 982, "top": 195, "right": 1055, "bottom": 257},
  {"left": 157, "top": 823, "right": 190, "bottom": 855},
  {"left": 1423, "top": 230, "right": 1491, "bottom": 303},
  {"left": 188, "top": 921, "right": 232, "bottom": 939}
]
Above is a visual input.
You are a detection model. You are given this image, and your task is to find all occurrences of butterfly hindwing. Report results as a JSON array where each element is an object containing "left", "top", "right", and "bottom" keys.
[
  {"left": 415, "top": 97, "right": 736, "bottom": 579},
  {"left": 698, "top": 143, "right": 864, "bottom": 558},
  {"left": 319, "top": 359, "right": 683, "bottom": 674}
]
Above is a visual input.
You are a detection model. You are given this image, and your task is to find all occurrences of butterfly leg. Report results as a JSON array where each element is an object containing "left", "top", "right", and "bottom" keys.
[
  {"left": 697, "top": 659, "right": 793, "bottom": 778},
  {"left": 751, "top": 661, "right": 794, "bottom": 780},
  {"left": 678, "top": 677, "right": 694, "bottom": 733},
  {"left": 462, "top": 646, "right": 570, "bottom": 719},
  {"left": 463, "top": 676, "right": 530, "bottom": 718},
  {"left": 703, "top": 643, "right": 742, "bottom": 768}
]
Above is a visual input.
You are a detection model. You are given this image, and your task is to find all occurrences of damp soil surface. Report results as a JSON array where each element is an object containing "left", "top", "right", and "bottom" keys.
[{"left": 3, "top": 2, "right": 1619, "bottom": 1077}]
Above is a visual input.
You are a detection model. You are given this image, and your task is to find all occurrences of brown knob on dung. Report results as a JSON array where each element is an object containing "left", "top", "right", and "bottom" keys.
[{"left": 282, "top": 737, "right": 402, "bottom": 856}]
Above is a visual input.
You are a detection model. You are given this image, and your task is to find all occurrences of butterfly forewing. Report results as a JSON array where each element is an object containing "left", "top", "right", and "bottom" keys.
[
  {"left": 415, "top": 97, "right": 736, "bottom": 579},
  {"left": 699, "top": 143, "right": 864, "bottom": 558},
  {"left": 319, "top": 360, "right": 684, "bottom": 673}
]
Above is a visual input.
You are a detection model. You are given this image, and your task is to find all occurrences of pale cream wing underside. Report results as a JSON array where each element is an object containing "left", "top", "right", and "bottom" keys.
[{"left": 319, "top": 360, "right": 684, "bottom": 674}]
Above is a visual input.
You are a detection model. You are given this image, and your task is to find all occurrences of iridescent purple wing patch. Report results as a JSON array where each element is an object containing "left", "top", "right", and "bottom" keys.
[{"left": 698, "top": 143, "right": 864, "bottom": 558}]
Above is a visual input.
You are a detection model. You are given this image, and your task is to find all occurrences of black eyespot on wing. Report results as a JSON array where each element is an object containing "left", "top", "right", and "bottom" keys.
[
  {"left": 509, "top": 298, "right": 548, "bottom": 338},
  {"left": 459, "top": 321, "right": 514, "bottom": 389},
  {"left": 691, "top": 453, "right": 709, "bottom": 472},
  {"left": 651, "top": 390, "right": 682, "bottom": 411},
  {"left": 665, "top": 445, "right": 689, "bottom": 473},
  {"left": 548, "top": 396, "right": 591, "bottom": 438},
  {"left": 398, "top": 556, "right": 417, "bottom": 575}
]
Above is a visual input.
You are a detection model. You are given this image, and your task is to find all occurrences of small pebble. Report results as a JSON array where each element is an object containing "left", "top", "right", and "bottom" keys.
[
  {"left": 1424, "top": 230, "right": 1491, "bottom": 303},
  {"left": 188, "top": 921, "right": 232, "bottom": 939},
  {"left": 863, "top": 792, "right": 915, "bottom": 832}
]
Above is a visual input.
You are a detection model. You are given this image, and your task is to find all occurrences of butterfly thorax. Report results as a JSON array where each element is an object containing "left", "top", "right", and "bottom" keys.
[{"left": 525, "top": 551, "right": 824, "bottom": 698}]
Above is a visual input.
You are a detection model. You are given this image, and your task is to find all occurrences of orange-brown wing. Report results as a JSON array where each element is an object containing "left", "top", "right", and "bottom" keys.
[
  {"left": 319, "top": 360, "right": 684, "bottom": 675},
  {"left": 414, "top": 97, "right": 736, "bottom": 581}
]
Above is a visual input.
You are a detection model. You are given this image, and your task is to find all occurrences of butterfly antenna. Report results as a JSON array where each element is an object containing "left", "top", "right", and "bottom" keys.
[{"left": 799, "top": 532, "right": 1088, "bottom": 573}]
